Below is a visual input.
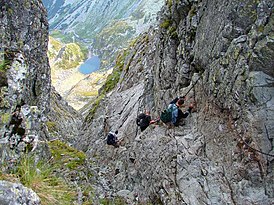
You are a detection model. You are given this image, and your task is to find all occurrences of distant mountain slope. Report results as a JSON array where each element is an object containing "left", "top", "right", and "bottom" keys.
[
  {"left": 43, "top": 0, "right": 165, "bottom": 110},
  {"left": 42, "top": 0, "right": 164, "bottom": 41}
]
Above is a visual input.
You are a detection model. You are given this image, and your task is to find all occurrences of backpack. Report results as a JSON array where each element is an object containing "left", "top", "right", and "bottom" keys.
[
  {"left": 106, "top": 133, "right": 115, "bottom": 145},
  {"left": 160, "top": 105, "right": 176, "bottom": 123}
]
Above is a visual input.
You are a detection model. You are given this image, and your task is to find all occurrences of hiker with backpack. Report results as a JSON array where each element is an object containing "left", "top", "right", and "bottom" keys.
[
  {"left": 6, "top": 105, "right": 27, "bottom": 148},
  {"left": 136, "top": 110, "right": 159, "bottom": 132},
  {"left": 106, "top": 130, "right": 120, "bottom": 148},
  {"left": 161, "top": 96, "right": 193, "bottom": 126},
  {"left": 8, "top": 105, "right": 26, "bottom": 137}
]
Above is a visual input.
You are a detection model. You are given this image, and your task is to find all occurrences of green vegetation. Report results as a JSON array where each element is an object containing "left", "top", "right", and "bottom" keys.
[
  {"left": 0, "top": 140, "right": 94, "bottom": 204},
  {"left": 49, "top": 31, "right": 89, "bottom": 58},
  {"left": 79, "top": 90, "right": 98, "bottom": 97},
  {"left": 257, "top": 25, "right": 265, "bottom": 33},
  {"left": 0, "top": 154, "right": 76, "bottom": 205},
  {"left": 168, "top": 26, "right": 178, "bottom": 39},
  {"left": 46, "top": 121, "right": 57, "bottom": 133},
  {"left": 189, "top": 5, "right": 197, "bottom": 18},
  {"left": 167, "top": 0, "right": 173, "bottom": 10},
  {"left": 55, "top": 43, "right": 85, "bottom": 70},
  {"left": 50, "top": 30, "right": 74, "bottom": 43},
  {"left": 129, "top": 36, "right": 140, "bottom": 48},
  {"left": 99, "top": 197, "right": 127, "bottom": 205},
  {"left": 48, "top": 36, "right": 63, "bottom": 59},
  {"left": 7, "top": 8, "right": 13, "bottom": 15},
  {"left": 103, "top": 50, "right": 128, "bottom": 93},
  {"left": 48, "top": 140, "right": 86, "bottom": 170},
  {"left": 160, "top": 19, "right": 172, "bottom": 29},
  {"left": 85, "top": 94, "right": 105, "bottom": 122},
  {"left": 0, "top": 59, "right": 10, "bottom": 71},
  {"left": 1, "top": 113, "right": 10, "bottom": 124}
]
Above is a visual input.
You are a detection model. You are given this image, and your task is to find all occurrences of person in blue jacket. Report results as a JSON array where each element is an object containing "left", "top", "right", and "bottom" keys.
[{"left": 168, "top": 96, "right": 193, "bottom": 126}]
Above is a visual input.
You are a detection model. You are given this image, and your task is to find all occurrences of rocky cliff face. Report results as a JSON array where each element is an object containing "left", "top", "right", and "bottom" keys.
[
  {"left": 0, "top": 0, "right": 52, "bottom": 157},
  {"left": 0, "top": 1, "right": 84, "bottom": 203},
  {"left": 1, "top": 0, "right": 273, "bottom": 204},
  {"left": 79, "top": 0, "right": 274, "bottom": 204},
  {"left": 1, "top": 0, "right": 50, "bottom": 113},
  {"left": 0, "top": 0, "right": 51, "bottom": 202}
]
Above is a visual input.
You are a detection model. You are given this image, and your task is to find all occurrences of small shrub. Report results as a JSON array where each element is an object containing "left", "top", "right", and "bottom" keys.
[
  {"left": 0, "top": 60, "right": 10, "bottom": 71},
  {"left": 160, "top": 19, "right": 172, "bottom": 29}
]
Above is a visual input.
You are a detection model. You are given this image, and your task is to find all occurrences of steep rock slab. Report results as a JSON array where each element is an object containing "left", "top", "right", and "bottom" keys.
[{"left": 79, "top": 0, "right": 273, "bottom": 204}]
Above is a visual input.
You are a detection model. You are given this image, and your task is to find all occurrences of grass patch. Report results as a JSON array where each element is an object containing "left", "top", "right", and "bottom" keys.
[
  {"left": 0, "top": 141, "right": 93, "bottom": 204},
  {"left": 48, "top": 140, "right": 86, "bottom": 170},
  {"left": 12, "top": 154, "right": 76, "bottom": 205},
  {"left": 55, "top": 43, "right": 85, "bottom": 70},
  {"left": 0, "top": 173, "right": 18, "bottom": 183},
  {"left": 1, "top": 112, "right": 10, "bottom": 124},
  {"left": 50, "top": 30, "right": 74, "bottom": 44}
]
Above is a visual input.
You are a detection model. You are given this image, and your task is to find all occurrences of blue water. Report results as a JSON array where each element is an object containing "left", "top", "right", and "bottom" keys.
[{"left": 79, "top": 56, "right": 101, "bottom": 74}]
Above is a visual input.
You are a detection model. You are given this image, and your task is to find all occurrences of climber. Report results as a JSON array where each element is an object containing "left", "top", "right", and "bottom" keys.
[
  {"left": 136, "top": 110, "right": 159, "bottom": 132},
  {"left": 106, "top": 130, "right": 120, "bottom": 148},
  {"left": 161, "top": 96, "right": 193, "bottom": 126},
  {"left": 8, "top": 105, "right": 23, "bottom": 129},
  {"left": 7, "top": 105, "right": 26, "bottom": 141}
]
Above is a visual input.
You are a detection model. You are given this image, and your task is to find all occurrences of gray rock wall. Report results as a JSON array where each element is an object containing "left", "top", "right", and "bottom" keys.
[
  {"left": 0, "top": 0, "right": 53, "bottom": 163},
  {"left": 0, "top": 180, "right": 40, "bottom": 205},
  {"left": 80, "top": 0, "right": 274, "bottom": 204},
  {"left": 1, "top": 0, "right": 51, "bottom": 112}
]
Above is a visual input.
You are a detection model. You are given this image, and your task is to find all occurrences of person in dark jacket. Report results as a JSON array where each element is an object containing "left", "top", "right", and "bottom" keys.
[
  {"left": 106, "top": 130, "right": 120, "bottom": 148},
  {"left": 136, "top": 111, "right": 159, "bottom": 132},
  {"left": 8, "top": 105, "right": 26, "bottom": 139},
  {"left": 168, "top": 96, "right": 193, "bottom": 126}
]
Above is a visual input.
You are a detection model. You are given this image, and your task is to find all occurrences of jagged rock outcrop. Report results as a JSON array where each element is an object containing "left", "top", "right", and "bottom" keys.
[
  {"left": 0, "top": 180, "right": 41, "bottom": 205},
  {"left": 78, "top": 0, "right": 274, "bottom": 204},
  {"left": 0, "top": 1, "right": 85, "bottom": 203},
  {"left": 1, "top": 0, "right": 50, "bottom": 112},
  {"left": 0, "top": 0, "right": 52, "bottom": 163}
]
